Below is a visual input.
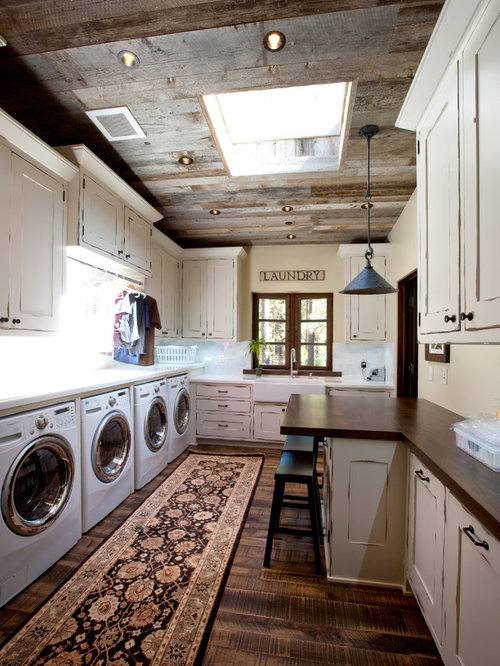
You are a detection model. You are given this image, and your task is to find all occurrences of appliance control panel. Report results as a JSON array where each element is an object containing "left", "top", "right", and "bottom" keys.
[{"left": 27, "top": 402, "right": 76, "bottom": 433}]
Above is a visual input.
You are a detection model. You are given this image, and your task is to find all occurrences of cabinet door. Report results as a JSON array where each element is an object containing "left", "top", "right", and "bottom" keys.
[
  {"left": 162, "top": 252, "right": 179, "bottom": 338},
  {"left": 348, "top": 255, "right": 387, "bottom": 341},
  {"left": 443, "top": 492, "right": 500, "bottom": 666},
  {"left": 0, "top": 143, "right": 11, "bottom": 326},
  {"left": 147, "top": 244, "right": 163, "bottom": 320},
  {"left": 182, "top": 260, "right": 207, "bottom": 338},
  {"left": 123, "top": 206, "right": 151, "bottom": 274},
  {"left": 81, "top": 174, "right": 124, "bottom": 259},
  {"left": 461, "top": 0, "right": 500, "bottom": 331},
  {"left": 330, "top": 438, "right": 407, "bottom": 586},
  {"left": 406, "top": 454, "right": 445, "bottom": 647},
  {"left": 10, "top": 155, "right": 65, "bottom": 331},
  {"left": 253, "top": 403, "right": 287, "bottom": 441},
  {"left": 418, "top": 64, "right": 461, "bottom": 335},
  {"left": 206, "top": 259, "right": 234, "bottom": 339}
]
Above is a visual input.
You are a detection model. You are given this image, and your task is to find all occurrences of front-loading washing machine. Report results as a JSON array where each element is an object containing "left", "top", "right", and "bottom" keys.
[
  {"left": 166, "top": 374, "right": 194, "bottom": 462},
  {"left": 0, "top": 401, "right": 80, "bottom": 607},
  {"left": 133, "top": 378, "right": 169, "bottom": 489},
  {"left": 81, "top": 388, "right": 133, "bottom": 532}
]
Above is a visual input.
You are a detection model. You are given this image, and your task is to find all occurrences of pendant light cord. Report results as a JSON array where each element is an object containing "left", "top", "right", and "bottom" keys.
[{"left": 365, "top": 132, "right": 373, "bottom": 263}]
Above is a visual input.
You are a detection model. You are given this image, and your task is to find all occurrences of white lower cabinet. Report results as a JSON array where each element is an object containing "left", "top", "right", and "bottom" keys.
[
  {"left": 328, "top": 438, "right": 407, "bottom": 587},
  {"left": 253, "top": 403, "right": 287, "bottom": 442},
  {"left": 406, "top": 454, "right": 445, "bottom": 648},
  {"left": 195, "top": 383, "right": 252, "bottom": 440},
  {"left": 442, "top": 492, "right": 500, "bottom": 666}
]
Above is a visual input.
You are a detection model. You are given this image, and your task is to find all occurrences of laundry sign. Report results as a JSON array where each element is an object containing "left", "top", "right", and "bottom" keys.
[{"left": 260, "top": 270, "right": 325, "bottom": 282}]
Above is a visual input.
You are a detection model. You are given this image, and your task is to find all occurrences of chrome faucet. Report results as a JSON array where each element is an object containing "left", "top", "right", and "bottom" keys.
[{"left": 290, "top": 347, "right": 297, "bottom": 376}]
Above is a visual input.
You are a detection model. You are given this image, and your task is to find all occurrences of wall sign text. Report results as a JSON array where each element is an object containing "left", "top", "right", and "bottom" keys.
[{"left": 260, "top": 270, "right": 325, "bottom": 282}]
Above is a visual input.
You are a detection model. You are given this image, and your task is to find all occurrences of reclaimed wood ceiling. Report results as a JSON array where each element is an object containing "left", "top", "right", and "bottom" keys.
[{"left": 0, "top": 1, "right": 444, "bottom": 247}]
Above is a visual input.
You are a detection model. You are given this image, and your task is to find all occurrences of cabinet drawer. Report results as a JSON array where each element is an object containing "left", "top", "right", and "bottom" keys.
[
  {"left": 196, "top": 383, "right": 251, "bottom": 399},
  {"left": 196, "top": 397, "right": 251, "bottom": 413},
  {"left": 196, "top": 412, "right": 251, "bottom": 439}
]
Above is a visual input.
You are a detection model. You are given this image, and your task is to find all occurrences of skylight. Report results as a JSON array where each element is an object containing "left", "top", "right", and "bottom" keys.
[{"left": 202, "top": 82, "right": 352, "bottom": 177}]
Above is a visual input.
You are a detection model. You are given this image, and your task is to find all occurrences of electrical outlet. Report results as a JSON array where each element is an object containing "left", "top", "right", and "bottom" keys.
[
  {"left": 428, "top": 366, "right": 434, "bottom": 381},
  {"left": 218, "top": 354, "right": 225, "bottom": 362},
  {"left": 441, "top": 368, "right": 448, "bottom": 385}
]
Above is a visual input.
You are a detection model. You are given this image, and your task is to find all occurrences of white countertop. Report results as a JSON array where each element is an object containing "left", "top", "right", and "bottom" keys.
[{"left": 191, "top": 373, "right": 395, "bottom": 389}]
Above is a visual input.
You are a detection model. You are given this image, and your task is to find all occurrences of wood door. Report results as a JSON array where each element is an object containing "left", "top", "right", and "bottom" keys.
[
  {"left": 182, "top": 259, "right": 207, "bottom": 338},
  {"left": 348, "top": 255, "right": 387, "bottom": 341},
  {"left": 417, "top": 63, "right": 461, "bottom": 335},
  {"left": 443, "top": 492, "right": 500, "bottom": 666},
  {"left": 81, "top": 174, "right": 124, "bottom": 259},
  {"left": 123, "top": 206, "right": 151, "bottom": 274},
  {"left": 206, "top": 259, "right": 234, "bottom": 339},
  {"left": 406, "top": 454, "right": 445, "bottom": 648},
  {"left": 461, "top": 0, "right": 500, "bottom": 331},
  {"left": 397, "top": 270, "right": 418, "bottom": 398},
  {"left": 0, "top": 143, "right": 11, "bottom": 327},
  {"left": 10, "top": 154, "right": 65, "bottom": 331}
]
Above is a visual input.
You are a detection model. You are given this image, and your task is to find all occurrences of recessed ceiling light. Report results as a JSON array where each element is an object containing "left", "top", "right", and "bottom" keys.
[
  {"left": 281, "top": 205, "right": 293, "bottom": 212},
  {"left": 118, "top": 50, "right": 140, "bottom": 68},
  {"left": 209, "top": 209, "right": 221, "bottom": 215},
  {"left": 286, "top": 234, "right": 296, "bottom": 240},
  {"left": 178, "top": 155, "right": 194, "bottom": 165},
  {"left": 361, "top": 202, "right": 373, "bottom": 209},
  {"left": 263, "top": 31, "right": 286, "bottom": 52}
]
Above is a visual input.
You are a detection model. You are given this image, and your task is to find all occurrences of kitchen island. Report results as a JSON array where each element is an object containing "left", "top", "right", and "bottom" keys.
[{"left": 281, "top": 393, "right": 500, "bottom": 666}]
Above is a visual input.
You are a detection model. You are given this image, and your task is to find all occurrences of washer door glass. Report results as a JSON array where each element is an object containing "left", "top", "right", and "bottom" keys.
[
  {"left": 174, "top": 389, "right": 190, "bottom": 434},
  {"left": 145, "top": 397, "right": 168, "bottom": 452},
  {"left": 92, "top": 412, "right": 131, "bottom": 483},
  {"left": 2, "top": 436, "right": 74, "bottom": 536}
]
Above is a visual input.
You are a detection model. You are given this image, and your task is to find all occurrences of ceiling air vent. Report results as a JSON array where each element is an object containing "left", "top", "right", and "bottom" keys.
[{"left": 85, "top": 106, "right": 146, "bottom": 141}]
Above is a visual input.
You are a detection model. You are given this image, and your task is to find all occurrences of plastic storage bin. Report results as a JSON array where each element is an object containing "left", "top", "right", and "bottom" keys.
[
  {"left": 453, "top": 423, "right": 500, "bottom": 472},
  {"left": 155, "top": 345, "right": 197, "bottom": 365}
]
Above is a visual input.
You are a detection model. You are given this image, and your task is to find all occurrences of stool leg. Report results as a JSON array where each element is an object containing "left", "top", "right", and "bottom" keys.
[
  {"left": 307, "top": 478, "right": 323, "bottom": 574},
  {"left": 264, "top": 477, "right": 284, "bottom": 567}
]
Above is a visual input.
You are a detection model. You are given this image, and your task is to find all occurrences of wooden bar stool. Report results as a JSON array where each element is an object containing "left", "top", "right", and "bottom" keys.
[
  {"left": 283, "top": 435, "right": 323, "bottom": 533},
  {"left": 263, "top": 450, "right": 323, "bottom": 574}
]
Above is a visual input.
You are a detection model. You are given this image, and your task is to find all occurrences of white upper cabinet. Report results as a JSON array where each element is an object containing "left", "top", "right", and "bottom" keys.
[
  {"left": 461, "top": 0, "right": 500, "bottom": 331},
  {"left": 57, "top": 144, "right": 161, "bottom": 277},
  {"left": 0, "top": 111, "right": 76, "bottom": 333},
  {"left": 147, "top": 229, "right": 181, "bottom": 338},
  {"left": 181, "top": 248, "right": 247, "bottom": 341},
  {"left": 397, "top": 0, "right": 500, "bottom": 342},
  {"left": 338, "top": 245, "right": 389, "bottom": 342},
  {"left": 417, "top": 64, "right": 461, "bottom": 335}
]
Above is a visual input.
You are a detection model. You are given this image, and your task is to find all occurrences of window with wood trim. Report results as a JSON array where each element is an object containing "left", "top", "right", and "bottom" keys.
[{"left": 252, "top": 293, "right": 333, "bottom": 373}]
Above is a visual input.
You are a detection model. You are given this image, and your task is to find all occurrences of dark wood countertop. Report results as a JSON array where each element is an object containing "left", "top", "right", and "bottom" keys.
[{"left": 281, "top": 394, "right": 500, "bottom": 539}]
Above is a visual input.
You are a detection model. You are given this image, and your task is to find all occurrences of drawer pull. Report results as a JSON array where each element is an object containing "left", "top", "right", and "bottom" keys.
[
  {"left": 218, "top": 404, "right": 228, "bottom": 408},
  {"left": 463, "top": 525, "right": 489, "bottom": 550},
  {"left": 218, "top": 423, "right": 229, "bottom": 428},
  {"left": 415, "top": 469, "right": 430, "bottom": 483},
  {"left": 218, "top": 390, "right": 228, "bottom": 394}
]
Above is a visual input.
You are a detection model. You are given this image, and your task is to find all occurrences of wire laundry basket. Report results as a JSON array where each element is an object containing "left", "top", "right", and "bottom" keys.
[{"left": 155, "top": 345, "right": 197, "bottom": 365}]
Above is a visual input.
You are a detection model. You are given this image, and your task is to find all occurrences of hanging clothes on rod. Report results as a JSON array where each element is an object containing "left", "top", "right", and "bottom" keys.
[{"left": 113, "top": 290, "right": 161, "bottom": 366}]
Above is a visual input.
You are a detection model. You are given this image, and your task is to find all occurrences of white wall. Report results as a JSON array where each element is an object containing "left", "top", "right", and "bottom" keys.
[{"left": 388, "top": 190, "right": 500, "bottom": 417}]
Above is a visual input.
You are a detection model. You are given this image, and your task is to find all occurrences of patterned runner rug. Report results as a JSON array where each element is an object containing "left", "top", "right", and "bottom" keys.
[{"left": 0, "top": 451, "right": 263, "bottom": 666}]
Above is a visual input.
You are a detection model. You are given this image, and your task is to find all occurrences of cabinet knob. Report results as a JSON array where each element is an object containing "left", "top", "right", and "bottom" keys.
[
  {"left": 117, "top": 250, "right": 123, "bottom": 255},
  {"left": 463, "top": 525, "right": 489, "bottom": 550},
  {"left": 12, "top": 318, "right": 21, "bottom": 324},
  {"left": 0, "top": 317, "right": 8, "bottom": 323},
  {"left": 208, "top": 332, "right": 212, "bottom": 336},
  {"left": 444, "top": 314, "right": 456, "bottom": 323},
  {"left": 460, "top": 312, "right": 474, "bottom": 321},
  {"left": 202, "top": 332, "right": 206, "bottom": 336},
  {"left": 125, "top": 253, "right": 130, "bottom": 259}
]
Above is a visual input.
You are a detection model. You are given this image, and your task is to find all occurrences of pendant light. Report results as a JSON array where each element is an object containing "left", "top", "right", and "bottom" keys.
[{"left": 340, "top": 125, "right": 397, "bottom": 295}]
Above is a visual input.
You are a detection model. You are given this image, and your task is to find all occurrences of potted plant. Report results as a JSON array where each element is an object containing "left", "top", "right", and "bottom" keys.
[{"left": 248, "top": 337, "right": 271, "bottom": 376}]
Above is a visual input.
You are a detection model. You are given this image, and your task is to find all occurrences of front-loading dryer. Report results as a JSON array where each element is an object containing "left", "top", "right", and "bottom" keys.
[
  {"left": 0, "top": 401, "right": 80, "bottom": 607},
  {"left": 133, "top": 379, "right": 169, "bottom": 489},
  {"left": 166, "top": 374, "right": 194, "bottom": 462},
  {"left": 81, "top": 388, "right": 133, "bottom": 532}
]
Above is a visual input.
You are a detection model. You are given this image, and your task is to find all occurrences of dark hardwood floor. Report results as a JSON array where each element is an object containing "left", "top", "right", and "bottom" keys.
[{"left": 0, "top": 444, "right": 442, "bottom": 665}]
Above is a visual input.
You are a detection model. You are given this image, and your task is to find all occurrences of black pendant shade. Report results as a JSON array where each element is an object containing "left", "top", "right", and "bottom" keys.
[{"left": 340, "top": 125, "right": 397, "bottom": 295}]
